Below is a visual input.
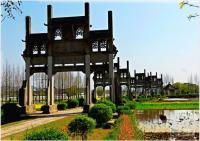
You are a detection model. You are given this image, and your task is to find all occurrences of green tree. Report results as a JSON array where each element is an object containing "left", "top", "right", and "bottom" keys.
[
  {"left": 68, "top": 115, "right": 96, "bottom": 140},
  {"left": 96, "top": 87, "right": 104, "bottom": 97}
]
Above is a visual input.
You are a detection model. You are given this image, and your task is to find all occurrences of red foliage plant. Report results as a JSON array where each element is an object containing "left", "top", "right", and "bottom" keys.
[{"left": 118, "top": 115, "right": 134, "bottom": 140}]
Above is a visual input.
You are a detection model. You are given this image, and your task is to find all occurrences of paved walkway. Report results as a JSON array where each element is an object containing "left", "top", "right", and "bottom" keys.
[{"left": 1, "top": 107, "right": 83, "bottom": 138}]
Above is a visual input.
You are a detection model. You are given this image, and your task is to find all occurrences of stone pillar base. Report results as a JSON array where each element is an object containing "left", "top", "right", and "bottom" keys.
[
  {"left": 22, "top": 105, "right": 36, "bottom": 114},
  {"left": 42, "top": 104, "right": 58, "bottom": 114},
  {"left": 48, "top": 105, "right": 58, "bottom": 114}
]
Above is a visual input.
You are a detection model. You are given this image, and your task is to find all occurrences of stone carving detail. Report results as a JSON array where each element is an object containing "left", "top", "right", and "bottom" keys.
[
  {"left": 92, "top": 40, "right": 98, "bottom": 52},
  {"left": 33, "top": 45, "right": 38, "bottom": 54},
  {"left": 40, "top": 44, "right": 46, "bottom": 54},
  {"left": 54, "top": 28, "right": 62, "bottom": 40},
  {"left": 75, "top": 27, "right": 84, "bottom": 39},
  {"left": 100, "top": 40, "right": 107, "bottom": 51}
]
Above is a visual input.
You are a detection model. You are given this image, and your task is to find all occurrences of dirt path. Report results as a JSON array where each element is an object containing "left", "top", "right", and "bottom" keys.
[{"left": 1, "top": 107, "right": 83, "bottom": 138}]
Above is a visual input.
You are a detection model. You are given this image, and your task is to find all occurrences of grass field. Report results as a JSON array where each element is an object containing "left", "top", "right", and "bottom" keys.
[
  {"left": 135, "top": 101, "right": 199, "bottom": 110},
  {"left": 2, "top": 115, "right": 112, "bottom": 140}
]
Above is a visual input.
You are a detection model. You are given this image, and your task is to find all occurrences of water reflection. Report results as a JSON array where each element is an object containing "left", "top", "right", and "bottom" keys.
[{"left": 135, "top": 110, "right": 199, "bottom": 133}]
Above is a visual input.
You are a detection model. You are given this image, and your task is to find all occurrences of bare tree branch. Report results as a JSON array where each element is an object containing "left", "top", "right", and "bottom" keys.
[{"left": 1, "top": 0, "right": 22, "bottom": 22}]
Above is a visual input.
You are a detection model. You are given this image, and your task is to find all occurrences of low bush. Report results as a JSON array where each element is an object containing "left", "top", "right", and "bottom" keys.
[
  {"left": 117, "top": 105, "right": 131, "bottom": 114},
  {"left": 78, "top": 98, "right": 85, "bottom": 106},
  {"left": 97, "top": 100, "right": 116, "bottom": 112},
  {"left": 136, "top": 95, "right": 164, "bottom": 102},
  {"left": 67, "top": 99, "right": 79, "bottom": 108},
  {"left": 35, "top": 104, "right": 44, "bottom": 111},
  {"left": 88, "top": 104, "right": 112, "bottom": 126},
  {"left": 24, "top": 127, "right": 68, "bottom": 140},
  {"left": 57, "top": 103, "right": 67, "bottom": 110},
  {"left": 168, "top": 94, "right": 199, "bottom": 98},
  {"left": 122, "top": 96, "right": 130, "bottom": 104},
  {"left": 125, "top": 101, "right": 136, "bottom": 109},
  {"left": 1, "top": 103, "right": 22, "bottom": 123},
  {"left": 68, "top": 115, "right": 96, "bottom": 140},
  {"left": 41, "top": 105, "right": 50, "bottom": 114}
]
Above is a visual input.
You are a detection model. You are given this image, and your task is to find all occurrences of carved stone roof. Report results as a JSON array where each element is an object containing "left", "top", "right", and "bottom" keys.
[{"left": 51, "top": 16, "right": 86, "bottom": 24}]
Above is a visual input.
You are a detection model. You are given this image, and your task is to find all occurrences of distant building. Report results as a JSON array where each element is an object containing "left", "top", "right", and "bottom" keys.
[{"left": 163, "top": 83, "right": 178, "bottom": 95}]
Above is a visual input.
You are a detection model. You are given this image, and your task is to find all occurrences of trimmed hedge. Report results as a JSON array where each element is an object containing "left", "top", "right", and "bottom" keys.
[
  {"left": 125, "top": 101, "right": 136, "bottom": 109},
  {"left": 24, "top": 127, "right": 68, "bottom": 140},
  {"left": 88, "top": 104, "right": 112, "bottom": 126},
  {"left": 78, "top": 98, "right": 85, "bottom": 106},
  {"left": 117, "top": 105, "right": 131, "bottom": 114},
  {"left": 122, "top": 96, "right": 130, "bottom": 104},
  {"left": 97, "top": 100, "right": 116, "bottom": 112},
  {"left": 68, "top": 115, "right": 96, "bottom": 140},
  {"left": 1, "top": 103, "right": 22, "bottom": 122},
  {"left": 67, "top": 99, "right": 79, "bottom": 108},
  {"left": 41, "top": 105, "right": 50, "bottom": 114},
  {"left": 168, "top": 94, "right": 199, "bottom": 98},
  {"left": 57, "top": 103, "right": 67, "bottom": 110}
]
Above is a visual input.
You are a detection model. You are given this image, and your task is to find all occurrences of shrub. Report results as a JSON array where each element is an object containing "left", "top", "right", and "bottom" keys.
[
  {"left": 97, "top": 100, "right": 116, "bottom": 112},
  {"left": 78, "top": 98, "right": 85, "bottom": 106},
  {"left": 122, "top": 96, "right": 130, "bottom": 104},
  {"left": 67, "top": 99, "right": 79, "bottom": 108},
  {"left": 41, "top": 105, "right": 50, "bottom": 114},
  {"left": 83, "top": 105, "right": 90, "bottom": 113},
  {"left": 125, "top": 101, "right": 136, "bottom": 109},
  {"left": 88, "top": 104, "right": 112, "bottom": 126},
  {"left": 1, "top": 103, "right": 22, "bottom": 122},
  {"left": 24, "top": 127, "right": 68, "bottom": 140},
  {"left": 117, "top": 105, "right": 131, "bottom": 114},
  {"left": 35, "top": 104, "right": 44, "bottom": 111},
  {"left": 68, "top": 115, "right": 96, "bottom": 140},
  {"left": 57, "top": 103, "right": 67, "bottom": 110}
]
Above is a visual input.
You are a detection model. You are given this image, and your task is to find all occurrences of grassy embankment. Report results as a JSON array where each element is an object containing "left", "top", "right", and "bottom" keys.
[{"left": 135, "top": 101, "right": 199, "bottom": 110}]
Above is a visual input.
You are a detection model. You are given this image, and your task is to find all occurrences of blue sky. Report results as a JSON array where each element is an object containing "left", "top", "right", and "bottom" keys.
[{"left": 1, "top": 1, "right": 200, "bottom": 83}]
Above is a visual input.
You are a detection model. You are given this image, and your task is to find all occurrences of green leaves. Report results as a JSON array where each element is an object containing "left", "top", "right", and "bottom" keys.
[
  {"left": 68, "top": 115, "right": 96, "bottom": 139},
  {"left": 179, "top": 0, "right": 199, "bottom": 20},
  {"left": 179, "top": 1, "right": 185, "bottom": 9},
  {"left": 24, "top": 127, "right": 68, "bottom": 140},
  {"left": 88, "top": 104, "right": 113, "bottom": 126}
]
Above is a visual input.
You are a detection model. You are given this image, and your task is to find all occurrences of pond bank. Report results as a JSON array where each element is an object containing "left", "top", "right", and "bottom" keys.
[
  {"left": 144, "top": 132, "right": 199, "bottom": 140},
  {"left": 136, "top": 101, "right": 199, "bottom": 110}
]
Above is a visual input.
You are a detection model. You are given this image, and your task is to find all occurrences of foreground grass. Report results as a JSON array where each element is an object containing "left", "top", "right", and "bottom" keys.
[
  {"left": 2, "top": 115, "right": 112, "bottom": 140},
  {"left": 136, "top": 101, "right": 199, "bottom": 110},
  {"left": 2, "top": 116, "right": 75, "bottom": 140}
]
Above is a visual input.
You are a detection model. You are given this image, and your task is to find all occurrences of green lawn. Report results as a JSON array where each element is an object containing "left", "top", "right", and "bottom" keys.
[
  {"left": 2, "top": 115, "right": 112, "bottom": 140},
  {"left": 135, "top": 101, "right": 199, "bottom": 110},
  {"left": 2, "top": 116, "right": 75, "bottom": 140}
]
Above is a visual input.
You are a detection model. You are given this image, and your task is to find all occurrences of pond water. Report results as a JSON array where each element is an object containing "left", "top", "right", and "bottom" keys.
[
  {"left": 163, "top": 98, "right": 190, "bottom": 102},
  {"left": 135, "top": 110, "right": 199, "bottom": 133}
]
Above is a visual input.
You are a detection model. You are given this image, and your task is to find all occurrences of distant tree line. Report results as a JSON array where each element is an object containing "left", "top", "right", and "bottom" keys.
[
  {"left": 1, "top": 62, "right": 86, "bottom": 103},
  {"left": 1, "top": 62, "right": 25, "bottom": 103},
  {"left": 173, "top": 82, "right": 199, "bottom": 94},
  {"left": 163, "top": 73, "right": 199, "bottom": 86}
]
